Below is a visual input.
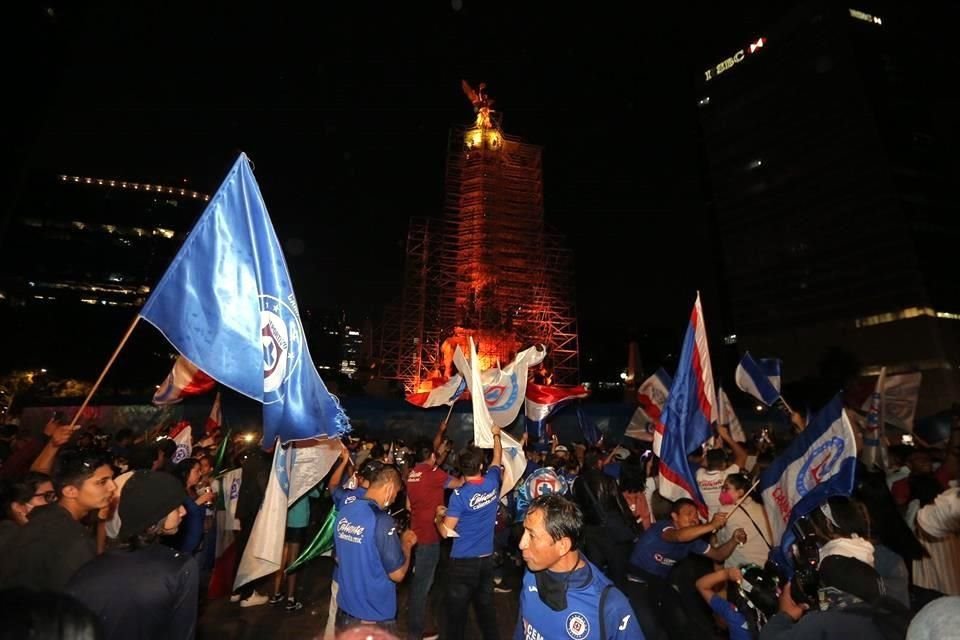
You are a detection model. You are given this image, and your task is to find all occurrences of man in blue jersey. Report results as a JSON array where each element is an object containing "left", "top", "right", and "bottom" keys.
[
  {"left": 323, "top": 445, "right": 383, "bottom": 639},
  {"left": 334, "top": 463, "right": 417, "bottom": 633},
  {"left": 436, "top": 425, "right": 504, "bottom": 640},
  {"left": 516, "top": 494, "right": 643, "bottom": 639}
]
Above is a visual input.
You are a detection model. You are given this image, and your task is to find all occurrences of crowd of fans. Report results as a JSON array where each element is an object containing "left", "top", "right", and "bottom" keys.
[{"left": 0, "top": 405, "right": 958, "bottom": 640}]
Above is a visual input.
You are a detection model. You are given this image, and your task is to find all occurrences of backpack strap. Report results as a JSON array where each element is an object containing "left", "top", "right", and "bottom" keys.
[{"left": 599, "top": 584, "right": 613, "bottom": 639}]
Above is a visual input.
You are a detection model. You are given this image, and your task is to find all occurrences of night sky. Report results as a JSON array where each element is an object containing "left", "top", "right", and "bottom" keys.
[{"left": 9, "top": 1, "right": 783, "bottom": 379}]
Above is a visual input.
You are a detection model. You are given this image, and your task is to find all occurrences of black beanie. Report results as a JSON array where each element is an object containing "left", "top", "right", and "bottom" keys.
[{"left": 117, "top": 471, "right": 186, "bottom": 540}]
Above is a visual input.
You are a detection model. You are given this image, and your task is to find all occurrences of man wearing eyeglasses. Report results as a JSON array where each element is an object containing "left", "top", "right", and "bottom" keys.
[{"left": 0, "top": 448, "right": 116, "bottom": 591}]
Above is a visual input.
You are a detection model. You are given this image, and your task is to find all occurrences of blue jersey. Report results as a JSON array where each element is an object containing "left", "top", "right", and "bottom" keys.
[
  {"left": 629, "top": 520, "right": 710, "bottom": 578},
  {"left": 447, "top": 465, "right": 502, "bottom": 558},
  {"left": 515, "top": 559, "right": 644, "bottom": 640},
  {"left": 333, "top": 498, "right": 405, "bottom": 622},
  {"left": 709, "top": 595, "right": 752, "bottom": 640},
  {"left": 332, "top": 485, "right": 366, "bottom": 510}
]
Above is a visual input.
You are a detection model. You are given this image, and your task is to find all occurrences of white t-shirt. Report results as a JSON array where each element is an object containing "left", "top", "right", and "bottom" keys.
[
  {"left": 717, "top": 500, "right": 772, "bottom": 569},
  {"left": 696, "top": 464, "right": 740, "bottom": 517}
]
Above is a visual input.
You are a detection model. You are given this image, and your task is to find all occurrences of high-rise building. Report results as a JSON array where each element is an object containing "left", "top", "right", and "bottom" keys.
[
  {"left": 0, "top": 172, "right": 209, "bottom": 382},
  {"left": 699, "top": 1, "right": 960, "bottom": 411},
  {"left": 0, "top": 173, "right": 209, "bottom": 308}
]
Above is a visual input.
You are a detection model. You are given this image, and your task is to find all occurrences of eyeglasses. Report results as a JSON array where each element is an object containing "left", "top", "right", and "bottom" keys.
[{"left": 33, "top": 491, "right": 57, "bottom": 504}]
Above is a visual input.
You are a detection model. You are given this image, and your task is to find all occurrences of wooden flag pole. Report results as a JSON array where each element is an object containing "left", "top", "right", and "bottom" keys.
[
  {"left": 443, "top": 402, "right": 456, "bottom": 423},
  {"left": 730, "top": 478, "right": 762, "bottom": 512},
  {"left": 68, "top": 315, "right": 142, "bottom": 429}
]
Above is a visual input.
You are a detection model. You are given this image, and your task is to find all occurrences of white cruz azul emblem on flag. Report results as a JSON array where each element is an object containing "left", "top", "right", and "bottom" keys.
[{"left": 259, "top": 294, "right": 303, "bottom": 403}]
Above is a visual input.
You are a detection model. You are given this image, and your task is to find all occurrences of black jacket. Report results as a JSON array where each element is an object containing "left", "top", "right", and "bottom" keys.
[
  {"left": 760, "top": 604, "right": 907, "bottom": 640},
  {"left": 0, "top": 503, "right": 96, "bottom": 592},
  {"left": 66, "top": 543, "right": 198, "bottom": 640}
]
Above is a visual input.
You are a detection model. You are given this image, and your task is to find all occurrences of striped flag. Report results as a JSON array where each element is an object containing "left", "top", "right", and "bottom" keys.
[
  {"left": 860, "top": 367, "right": 887, "bottom": 470},
  {"left": 735, "top": 352, "right": 782, "bottom": 407},
  {"left": 638, "top": 368, "right": 673, "bottom": 422},
  {"left": 525, "top": 382, "right": 589, "bottom": 440},
  {"left": 205, "top": 392, "right": 222, "bottom": 434},
  {"left": 208, "top": 468, "right": 242, "bottom": 599},
  {"left": 153, "top": 355, "right": 216, "bottom": 405},
  {"left": 169, "top": 420, "right": 192, "bottom": 463},
  {"left": 625, "top": 368, "right": 674, "bottom": 442},
  {"left": 405, "top": 374, "right": 467, "bottom": 408},
  {"left": 656, "top": 294, "right": 716, "bottom": 515}
]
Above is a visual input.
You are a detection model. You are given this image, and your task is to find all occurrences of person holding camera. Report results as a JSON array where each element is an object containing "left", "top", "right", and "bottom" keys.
[{"left": 760, "top": 555, "right": 910, "bottom": 640}]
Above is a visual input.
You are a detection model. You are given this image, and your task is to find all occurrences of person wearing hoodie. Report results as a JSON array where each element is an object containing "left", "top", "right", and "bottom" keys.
[{"left": 65, "top": 471, "right": 197, "bottom": 640}]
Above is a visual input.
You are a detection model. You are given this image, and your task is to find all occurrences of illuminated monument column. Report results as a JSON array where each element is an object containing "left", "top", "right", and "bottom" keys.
[{"left": 377, "top": 83, "right": 579, "bottom": 393}]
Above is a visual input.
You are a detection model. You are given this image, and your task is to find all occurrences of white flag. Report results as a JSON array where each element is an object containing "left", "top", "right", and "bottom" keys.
[
  {"left": 469, "top": 337, "right": 496, "bottom": 446},
  {"left": 171, "top": 424, "right": 192, "bottom": 464},
  {"left": 455, "top": 342, "right": 546, "bottom": 434},
  {"left": 717, "top": 386, "right": 746, "bottom": 443},
  {"left": 288, "top": 439, "right": 341, "bottom": 505},
  {"left": 882, "top": 372, "right": 921, "bottom": 432},
  {"left": 234, "top": 444, "right": 290, "bottom": 589}
]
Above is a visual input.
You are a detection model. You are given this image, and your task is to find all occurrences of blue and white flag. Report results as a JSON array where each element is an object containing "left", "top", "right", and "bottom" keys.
[
  {"left": 656, "top": 294, "right": 716, "bottom": 516},
  {"left": 735, "top": 352, "right": 783, "bottom": 406},
  {"left": 759, "top": 394, "right": 857, "bottom": 570},
  {"left": 405, "top": 374, "right": 467, "bottom": 408},
  {"left": 860, "top": 368, "right": 887, "bottom": 470},
  {"left": 140, "top": 153, "right": 349, "bottom": 445},
  {"left": 453, "top": 343, "right": 546, "bottom": 436},
  {"left": 234, "top": 442, "right": 289, "bottom": 589},
  {"left": 464, "top": 338, "right": 526, "bottom": 496}
]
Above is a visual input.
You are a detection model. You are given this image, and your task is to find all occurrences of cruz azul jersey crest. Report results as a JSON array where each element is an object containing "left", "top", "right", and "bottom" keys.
[
  {"left": 796, "top": 436, "right": 845, "bottom": 497},
  {"left": 260, "top": 293, "right": 303, "bottom": 403}
]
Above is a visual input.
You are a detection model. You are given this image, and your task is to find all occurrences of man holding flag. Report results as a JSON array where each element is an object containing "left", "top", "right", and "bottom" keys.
[
  {"left": 435, "top": 426, "right": 504, "bottom": 640},
  {"left": 434, "top": 337, "right": 505, "bottom": 640}
]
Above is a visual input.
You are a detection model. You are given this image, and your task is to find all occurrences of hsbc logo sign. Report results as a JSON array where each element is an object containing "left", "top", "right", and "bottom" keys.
[{"left": 704, "top": 37, "right": 765, "bottom": 82}]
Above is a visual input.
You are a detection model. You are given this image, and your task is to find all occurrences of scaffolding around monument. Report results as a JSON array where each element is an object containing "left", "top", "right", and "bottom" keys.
[{"left": 377, "top": 86, "right": 579, "bottom": 394}]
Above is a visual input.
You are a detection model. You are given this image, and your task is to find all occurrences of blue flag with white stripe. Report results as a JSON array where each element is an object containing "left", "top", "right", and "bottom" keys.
[
  {"left": 735, "top": 352, "right": 783, "bottom": 406},
  {"left": 759, "top": 394, "right": 857, "bottom": 572},
  {"left": 140, "top": 153, "right": 349, "bottom": 445}
]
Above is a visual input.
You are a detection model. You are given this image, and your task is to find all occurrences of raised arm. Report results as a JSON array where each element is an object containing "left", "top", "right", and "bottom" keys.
[
  {"left": 327, "top": 441, "right": 352, "bottom": 491},
  {"left": 696, "top": 567, "right": 742, "bottom": 604},
  {"left": 717, "top": 424, "right": 748, "bottom": 469},
  {"left": 662, "top": 512, "right": 728, "bottom": 543},
  {"left": 491, "top": 425, "right": 503, "bottom": 468},
  {"left": 433, "top": 419, "right": 449, "bottom": 454}
]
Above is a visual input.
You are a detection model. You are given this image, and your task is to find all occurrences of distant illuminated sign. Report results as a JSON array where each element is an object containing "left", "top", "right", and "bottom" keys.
[
  {"left": 849, "top": 8, "right": 882, "bottom": 25},
  {"left": 704, "top": 37, "right": 765, "bottom": 82}
]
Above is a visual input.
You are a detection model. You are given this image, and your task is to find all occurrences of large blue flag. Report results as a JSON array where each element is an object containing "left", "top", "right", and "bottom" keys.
[
  {"left": 655, "top": 294, "right": 716, "bottom": 515},
  {"left": 759, "top": 394, "right": 856, "bottom": 572},
  {"left": 140, "top": 153, "right": 349, "bottom": 445}
]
